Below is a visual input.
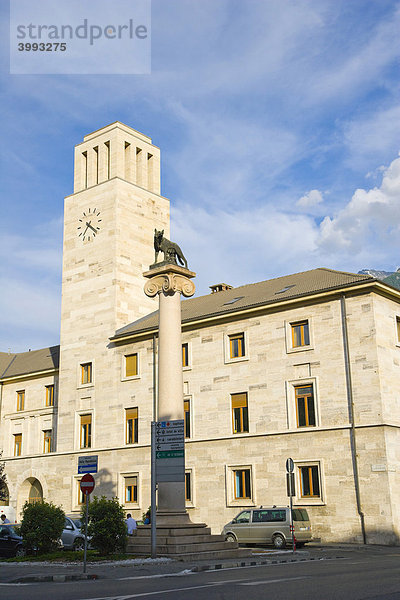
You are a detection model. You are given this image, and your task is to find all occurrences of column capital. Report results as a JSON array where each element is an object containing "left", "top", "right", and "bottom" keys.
[{"left": 144, "top": 267, "right": 196, "bottom": 298}]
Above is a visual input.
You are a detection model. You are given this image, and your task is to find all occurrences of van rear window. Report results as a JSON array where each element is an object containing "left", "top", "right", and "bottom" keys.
[{"left": 293, "top": 508, "right": 310, "bottom": 521}]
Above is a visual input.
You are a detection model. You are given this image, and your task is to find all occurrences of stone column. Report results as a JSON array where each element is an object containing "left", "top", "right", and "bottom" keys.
[{"left": 144, "top": 263, "right": 196, "bottom": 525}]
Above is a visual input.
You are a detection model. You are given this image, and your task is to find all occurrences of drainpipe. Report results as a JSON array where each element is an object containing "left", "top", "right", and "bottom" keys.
[{"left": 340, "top": 294, "right": 366, "bottom": 544}]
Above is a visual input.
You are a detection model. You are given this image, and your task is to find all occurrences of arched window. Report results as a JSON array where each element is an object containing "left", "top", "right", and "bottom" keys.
[
  {"left": 28, "top": 479, "right": 43, "bottom": 504},
  {"left": 0, "top": 483, "right": 9, "bottom": 506}
]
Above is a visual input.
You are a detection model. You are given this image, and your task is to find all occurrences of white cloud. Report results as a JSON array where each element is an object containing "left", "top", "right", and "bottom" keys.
[
  {"left": 318, "top": 155, "right": 400, "bottom": 259},
  {"left": 297, "top": 189, "right": 324, "bottom": 208}
]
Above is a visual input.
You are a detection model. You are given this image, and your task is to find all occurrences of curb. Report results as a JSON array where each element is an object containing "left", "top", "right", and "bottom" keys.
[
  {"left": 9, "top": 573, "right": 99, "bottom": 583},
  {"left": 190, "top": 554, "right": 345, "bottom": 572}
]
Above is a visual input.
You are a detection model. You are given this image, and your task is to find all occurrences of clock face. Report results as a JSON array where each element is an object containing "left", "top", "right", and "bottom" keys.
[{"left": 77, "top": 208, "right": 102, "bottom": 242}]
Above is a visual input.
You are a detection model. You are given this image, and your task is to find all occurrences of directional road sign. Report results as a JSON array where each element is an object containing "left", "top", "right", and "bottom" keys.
[
  {"left": 154, "top": 419, "right": 185, "bottom": 482},
  {"left": 78, "top": 455, "right": 98, "bottom": 474}
]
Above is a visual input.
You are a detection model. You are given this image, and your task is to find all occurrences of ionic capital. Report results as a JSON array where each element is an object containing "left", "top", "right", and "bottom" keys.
[{"left": 144, "top": 272, "right": 196, "bottom": 298}]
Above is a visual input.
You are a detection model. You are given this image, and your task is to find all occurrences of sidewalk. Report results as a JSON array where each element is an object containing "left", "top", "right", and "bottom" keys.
[{"left": 0, "top": 547, "right": 350, "bottom": 584}]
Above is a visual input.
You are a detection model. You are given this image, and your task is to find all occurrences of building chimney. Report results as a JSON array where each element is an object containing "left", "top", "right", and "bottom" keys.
[{"left": 209, "top": 283, "right": 233, "bottom": 293}]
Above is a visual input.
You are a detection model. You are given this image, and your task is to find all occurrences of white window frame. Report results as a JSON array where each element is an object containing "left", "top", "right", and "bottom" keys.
[
  {"left": 285, "top": 317, "right": 314, "bottom": 354},
  {"left": 182, "top": 341, "right": 192, "bottom": 371},
  {"left": 75, "top": 409, "right": 94, "bottom": 451},
  {"left": 119, "top": 472, "right": 140, "bottom": 510},
  {"left": 395, "top": 315, "right": 400, "bottom": 347},
  {"left": 286, "top": 377, "right": 319, "bottom": 430},
  {"left": 224, "top": 331, "right": 249, "bottom": 365},
  {"left": 185, "top": 468, "right": 195, "bottom": 508},
  {"left": 225, "top": 464, "right": 256, "bottom": 508},
  {"left": 293, "top": 459, "right": 325, "bottom": 506},
  {"left": 121, "top": 351, "right": 141, "bottom": 381},
  {"left": 72, "top": 475, "right": 86, "bottom": 510},
  {"left": 77, "top": 359, "right": 95, "bottom": 389}
]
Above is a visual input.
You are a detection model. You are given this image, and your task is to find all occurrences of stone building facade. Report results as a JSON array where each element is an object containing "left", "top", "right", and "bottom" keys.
[{"left": 1, "top": 122, "right": 400, "bottom": 544}]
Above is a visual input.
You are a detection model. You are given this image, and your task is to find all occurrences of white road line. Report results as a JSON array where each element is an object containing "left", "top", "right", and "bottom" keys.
[
  {"left": 0, "top": 583, "right": 32, "bottom": 586},
  {"left": 78, "top": 583, "right": 226, "bottom": 600},
  {"left": 240, "top": 576, "right": 308, "bottom": 586}
]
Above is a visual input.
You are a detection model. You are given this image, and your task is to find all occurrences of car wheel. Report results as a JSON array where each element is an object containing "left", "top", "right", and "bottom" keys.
[
  {"left": 225, "top": 533, "right": 237, "bottom": 543},
  {"left": 73, "top": 538, "right": 85, "bottom": 551},
  {"left": 15, "top": 546, "right": 26, "bottom": 558},
  {"left": 272, "top": 534, "right": 286, "bottom": 549}
]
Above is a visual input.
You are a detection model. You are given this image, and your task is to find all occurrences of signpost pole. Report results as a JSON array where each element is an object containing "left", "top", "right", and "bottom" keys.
[
  {"left": 286, "top": 458, "right": 295, "bottom": 554},
  {"left": 83, "top": 492, "right": 89, "bottom": 573},
  {"left": 151, "top": 421, "right": 157, "bottom": 558}
]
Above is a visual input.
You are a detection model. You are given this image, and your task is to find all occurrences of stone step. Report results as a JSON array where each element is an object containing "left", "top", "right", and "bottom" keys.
[
  {"left": 128, "top": 533, "right": 225, "bottom": 547},
  {"left": 129, "top": 540, "right": 236, "bottom": 554},
  {"left": 136, "top": 526, "right": 211, "bottom": 537}
]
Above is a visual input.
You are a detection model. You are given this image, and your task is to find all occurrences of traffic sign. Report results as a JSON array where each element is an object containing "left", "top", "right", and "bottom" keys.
[
  {"left": 80, "top": 473, "right": 95, "bottom": 495},
  {"left": 286, "top": 457, "right": 294, "bottom": 473},
  {"left": 78, "top": 455, "right": 98, "bottom": 474}
]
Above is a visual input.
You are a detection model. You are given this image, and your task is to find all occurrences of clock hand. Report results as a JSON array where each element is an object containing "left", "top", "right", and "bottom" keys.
[{"left": 87, "top": 223, "right": 97, "bottom": 234}]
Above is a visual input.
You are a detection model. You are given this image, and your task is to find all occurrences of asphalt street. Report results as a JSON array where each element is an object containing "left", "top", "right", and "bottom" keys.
[{"left": 1, "top": 546, "right": 400, "bottom": 600}]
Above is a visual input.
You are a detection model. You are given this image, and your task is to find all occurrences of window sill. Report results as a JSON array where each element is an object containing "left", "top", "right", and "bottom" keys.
[
  {"left": 121, "top": 375, "right": 140, "bottom": 382},
  {"left": 182, "top": 366, "right": 192, "bottom": 372},
  {"left": 77, "top": 383, "right": 94, "bottom": 390},
  {"left": 224, "top": 356, "right": 249, "bottom": 365},
  {"left": 286, "top": 345, "right": 313, "bottom": 355},
  {"left": 294, "top": 498, "right": 325, "bottom": 506},
  {"left": 227, "top": 499, "right": 256, "bottom": 508}
]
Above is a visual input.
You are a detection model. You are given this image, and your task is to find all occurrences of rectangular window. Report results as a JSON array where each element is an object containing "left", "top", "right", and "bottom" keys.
[
  {"left": 16, "top": 390, "right": 25, "bottom": 411},
  {"left": 397, "top": 317, "right": 400, "bottom": 343},
  {"left": 182, "top": 343, "right": 189, "bottom": 367},
  {"left": 231, "top": 393, "right": 249, "bottom": 434},
  {"left": 295, "top": 385, "right": 316, "bottom": 427},
  {"left": 14, "top": 434, "right": 22, "bottom": 456},
  {"left": 126, "top": 408, "right": 138, "bottom": 444},
  {"left": 185, "top": 472, "right": 192, "bottom": 502},
  {"left": 125, "top": 354, "right": 138, "bottom": 378},
  {"left": 43, "top": 430, "right": 52, "bottom": 453},
  {"left": 81, "top": 362, "right": 92, "bottom": 385},
  {"left": 299, "top": 465, "right": 321, "bottom": 498},
  {"left": 80, "top": 414, "right": 92, "bottom": 448},
  {"left": 125, "top": 476, "right": 138, "bottom": 503},
  {"left": 45, "top": 385, "right": 54, "bottom": 407},
  {"left": 77, "top": 480, "right": 85, "bottom": 505},
  {"left": 291, "top": 321, "right": 310, "bottom": 348},
  {"left": 184, "top": 399, "right": 191, "bottom": 438},
  {"left": 234, "top": 469, "right": 251, "bottom": 499},
  {"left": 229, "top": 333, "right": 245, "bottom": 358}
]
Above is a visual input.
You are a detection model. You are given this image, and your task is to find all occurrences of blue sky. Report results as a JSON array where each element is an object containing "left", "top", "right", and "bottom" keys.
[{"left": 1, "top": 0, "right": 400, "bottom": 352}]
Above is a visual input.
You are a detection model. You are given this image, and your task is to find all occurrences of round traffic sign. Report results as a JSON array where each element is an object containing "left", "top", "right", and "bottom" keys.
[
  {"left": 286, "top": 458, "right": 294, "bottom": 473},
  {"left": 80, "top": 473, "right": 95, "bottom": 495}
]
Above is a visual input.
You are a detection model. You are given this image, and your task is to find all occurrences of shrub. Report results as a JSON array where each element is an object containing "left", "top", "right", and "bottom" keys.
[
  {"left": 82, "top": 496, "right": 127, "bottom": 555},
  {"left": 20, "top": 501, "right": 65, "bottom": 554}
]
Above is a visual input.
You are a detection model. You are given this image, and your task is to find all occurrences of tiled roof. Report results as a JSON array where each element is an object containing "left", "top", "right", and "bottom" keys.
[
  {"left": 113, "top": 267, "right": 375, "bottom": 339},
  {"left": 0, "top": 346, "right": 59, "bottom": 379}
]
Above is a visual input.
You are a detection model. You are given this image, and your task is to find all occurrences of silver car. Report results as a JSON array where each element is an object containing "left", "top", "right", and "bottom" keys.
[
  {"left": 222, "top": 506, "right": 312, "bottom": 549},
  {"left": 61, "top": 516, "right": 85, "bottom": 550}
]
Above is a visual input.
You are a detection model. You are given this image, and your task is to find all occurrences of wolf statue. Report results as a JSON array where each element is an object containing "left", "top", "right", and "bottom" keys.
[{"left": 153, "top": 229, "right": 188, "bottom": 269}]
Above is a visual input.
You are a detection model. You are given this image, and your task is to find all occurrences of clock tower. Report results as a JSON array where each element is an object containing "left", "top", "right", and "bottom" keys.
[{"left": 57, "top": 122, "right": 170, "bottom": 451}]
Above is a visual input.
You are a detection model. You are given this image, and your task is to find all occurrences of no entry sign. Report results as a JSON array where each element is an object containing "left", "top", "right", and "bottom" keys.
[{"left": 80, "top": 473, "right": 95, "bottom": 496}]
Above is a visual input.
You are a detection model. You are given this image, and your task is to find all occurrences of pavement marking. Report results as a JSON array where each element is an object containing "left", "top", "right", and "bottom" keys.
[
  {"left": 240, "top": 576, "right": 308, "bottom": 586},
  {"left": 78, "top": 583, "right": 228, "bottom": 600},
  {"left": 0, "top": 583, "right": 32, "bottom": 586}
]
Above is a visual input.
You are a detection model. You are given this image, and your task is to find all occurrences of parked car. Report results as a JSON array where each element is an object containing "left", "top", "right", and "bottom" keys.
[
  {"left": 222, "top": 506, "right": 312, "bottom": 549},
  {"left": 61, "top": 516, "right": 86, "bottom": 550},
  {"left": 0, "top": 524, "right": 25, "bottom": 558}
]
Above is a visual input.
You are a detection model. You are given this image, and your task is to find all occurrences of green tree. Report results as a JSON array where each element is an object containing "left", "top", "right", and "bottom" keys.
[
  {"left": 20, "top": 501, "right": 65, "bottom": 554},
  {"left": 82, "top": 496, "right": 127, "bottom": 555},
  {"left": 0, "top": 452, "right": 7, "bottom": 503}
]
